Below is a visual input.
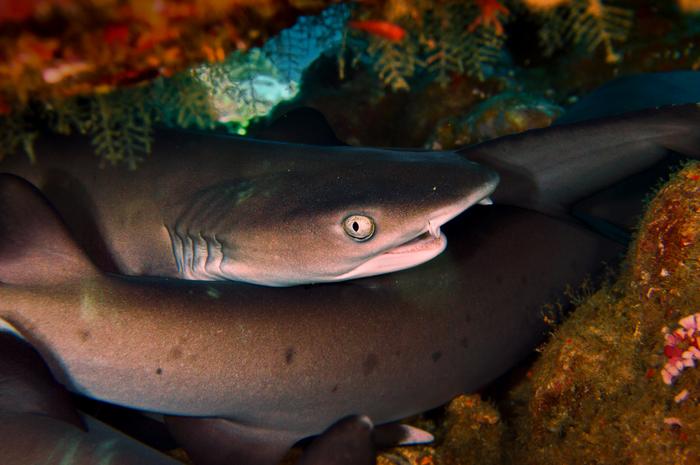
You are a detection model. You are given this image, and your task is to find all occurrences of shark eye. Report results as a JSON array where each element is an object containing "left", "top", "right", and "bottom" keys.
[{"left": 343, "top": 215, "right": 375, "bottom": 241}]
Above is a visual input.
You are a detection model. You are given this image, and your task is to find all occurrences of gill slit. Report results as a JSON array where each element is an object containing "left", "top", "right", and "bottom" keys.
[{"left": 165, "top": 225, "right": 226, "bottom": 280}]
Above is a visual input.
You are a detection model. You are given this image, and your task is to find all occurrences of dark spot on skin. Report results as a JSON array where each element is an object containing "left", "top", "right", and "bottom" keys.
[
  {"left": 495, "top": 274, "right": 503, "bottom": 285},
  {"left": 156, "top": 368, "right": 163, "bottom": 375},
  {"left": 464, "top": 314, "right": 472, "bottom": 323},
  {"left": 520, "top": 275, "right": 529, "bottom": 285},
  {"left": 77, "top": 329, "right": 90, "bottom": 342},
  {"left": 460, "top": 336, "right": 469, "bottom": 349},
  {"left": 363, "top": 353, "right": 378, "bottom": 376},
  {"left": 285, "top": 347, "right": 295, "bottom": 365},
  {"left": 431, "top": 351, "right": 442, "bottom": 362},
  {"left": 331, "top": 384, "right": 339, "bottom": 393},
  {"left": 570, "top": 259, "right": 579, "bottom": 270},
  {"left": 168, "top": 347, "right": 183, "bottom": 361}
]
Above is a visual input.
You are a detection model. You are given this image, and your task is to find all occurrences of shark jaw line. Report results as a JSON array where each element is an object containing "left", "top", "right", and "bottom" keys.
[{"left": 331, "top": 231, "right": 447, "bottom": 282}]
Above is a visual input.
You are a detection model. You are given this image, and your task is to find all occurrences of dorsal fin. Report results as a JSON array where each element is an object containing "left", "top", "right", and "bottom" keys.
[
  {"left": 249, "top": 107, "right": 345, "bottom": 146},
  {"left": 0, "top": 174, "right": 96, "bottom": 285}
]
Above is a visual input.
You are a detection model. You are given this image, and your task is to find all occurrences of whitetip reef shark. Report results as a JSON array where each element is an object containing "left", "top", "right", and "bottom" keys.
[
  {"left": 0, "top": 173, "right": 623, "bottom": 465},
  {"left": 0, "top": 131, "right": 498, "bottom": 287}
]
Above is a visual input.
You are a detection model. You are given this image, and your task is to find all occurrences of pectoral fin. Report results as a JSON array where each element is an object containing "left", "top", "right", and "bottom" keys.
[
  {"left": 164, "top": 416, "right": 299, "bottom": 465},
  {"left": 297, "top": 415, "right": 375, "bottom": 465},
  {"left": 0, "top": 174, "right": 96, "bottom": 285}
]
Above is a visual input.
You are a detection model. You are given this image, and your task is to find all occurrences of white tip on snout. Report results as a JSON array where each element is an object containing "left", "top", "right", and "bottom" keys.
[{"left": 478, "top": 197, "right": 494, "bottom": 206}]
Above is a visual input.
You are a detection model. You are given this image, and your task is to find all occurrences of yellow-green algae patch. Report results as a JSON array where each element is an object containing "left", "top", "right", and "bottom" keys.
[
  {"left": 506, "top": 161, "right": 700, "bottom": 465},
  {"left": 375, "top": 394, "right": 503, "bottom": 465}
]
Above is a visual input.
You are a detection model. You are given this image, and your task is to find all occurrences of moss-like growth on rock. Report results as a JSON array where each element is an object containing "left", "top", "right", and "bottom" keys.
[{"left": 506, "top": 161, "right": 700, "bottom": 465}]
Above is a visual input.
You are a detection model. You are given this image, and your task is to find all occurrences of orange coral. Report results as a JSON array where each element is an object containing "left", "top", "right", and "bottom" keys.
[{"left": 0, "top": 0, "right": 334, "bottom": 107}]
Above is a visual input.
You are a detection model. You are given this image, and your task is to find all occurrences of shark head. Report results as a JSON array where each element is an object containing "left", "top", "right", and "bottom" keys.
[{"left": 166, "top": 147, "right": 498, "bottom": 286}]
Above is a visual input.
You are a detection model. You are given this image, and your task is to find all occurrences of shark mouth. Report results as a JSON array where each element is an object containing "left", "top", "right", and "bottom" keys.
[
  {"left": 332, "top": 225, "right": 446, "bottom": 282},
  {"left": 332, "top": 196, "right": 493, "bottom": 282}
]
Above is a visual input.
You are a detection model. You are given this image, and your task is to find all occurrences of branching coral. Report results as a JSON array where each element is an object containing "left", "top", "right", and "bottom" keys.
[
  {"left": 350, "top": 0, "right": 507, "bottom": 91},
  {"left": 347, "top": 0, "right": 634, "bottom": 91},
  {"left": 535, "top": 0, "right": 634, "bottom": 63},
  {"left": 0, "top": 112, "right": 37, "bottom": 162},
  {"left": 88, "top": 91, "right": 154, "bottom": 169}
]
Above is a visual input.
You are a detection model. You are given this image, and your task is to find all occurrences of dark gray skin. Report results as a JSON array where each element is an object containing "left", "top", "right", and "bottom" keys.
[
  {"left": 0, "top": 331, "right": 183, "bottom": 465},
  {"left": 0, "top": 174, "right": 623, "bottom": 465},
  {"left": 0, "top": 131, "right": 497, "bottom": 286}
]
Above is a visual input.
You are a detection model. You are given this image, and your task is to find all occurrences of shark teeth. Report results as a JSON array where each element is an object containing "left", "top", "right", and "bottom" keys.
[
  {"left": 478, "top": 196, "right": 494, "bottom": 206},
  {"left": 428, "top": 220, "right": 441, "bottom": 238}
]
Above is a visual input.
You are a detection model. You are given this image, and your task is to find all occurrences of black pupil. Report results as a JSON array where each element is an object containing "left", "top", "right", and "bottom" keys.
[{"left": 352, "top": 221, "right": 359, "bottom": 232}]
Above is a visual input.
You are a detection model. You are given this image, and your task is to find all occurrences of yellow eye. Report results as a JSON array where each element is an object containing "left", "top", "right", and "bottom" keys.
[{"left": 343, "top": 215, "right": 375, "bottom": 241}]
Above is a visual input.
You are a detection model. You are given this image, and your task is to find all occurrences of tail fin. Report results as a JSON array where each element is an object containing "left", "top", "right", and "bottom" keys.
[{"left": 0, "top": 174, "right": 96, "bottom": 285}]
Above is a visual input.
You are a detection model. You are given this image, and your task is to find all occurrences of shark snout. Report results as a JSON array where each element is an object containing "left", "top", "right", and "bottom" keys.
[{"left": 421, "top": 158, "right": 500, "bottom": 229}]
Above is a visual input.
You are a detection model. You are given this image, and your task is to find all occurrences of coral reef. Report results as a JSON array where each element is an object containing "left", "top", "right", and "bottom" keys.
[
  {"left": 0, "top": 3, "right": 348, "bottom": 166},
  {"left": 377, "top": 395, "right": 503, "bottom": 465},
  {"left": 506, "top": 161, "right": 700, "bottom": 464},
  {"left": 0, "top": 0, "right": 335, "bottom": 106},
  {"left": 3, "top": 1, "right": 700, "bottom": 166},
  {"left": 345, "top": 0, "right": 635, "bottom": 92}
]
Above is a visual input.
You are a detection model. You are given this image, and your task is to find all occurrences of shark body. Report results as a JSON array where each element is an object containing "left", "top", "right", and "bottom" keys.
[
  {"left": 0, "top": 173, "right": 622, "bottom": 464},
  {"left": 0, "top": 328, "right": 381, "bottom": 465}
]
